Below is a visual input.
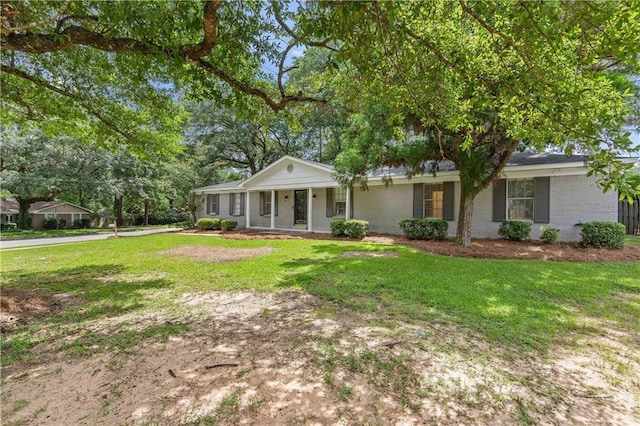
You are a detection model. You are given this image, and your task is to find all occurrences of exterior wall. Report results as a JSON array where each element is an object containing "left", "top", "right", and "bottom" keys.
[
  {"left": 466, "top": 173, "right": 616, "bottom": 241},
  {"left": 196, "top": 193, "right": 247, "bottom": 228},
  {"left": 30, "top": 214, "right": 45, "bottom": 229},
  {"left": 196, "top": 170, "right": 617, "bottom": 241},
  {"left": 353, "top": 185, "right": 414, "bottom": 234}
]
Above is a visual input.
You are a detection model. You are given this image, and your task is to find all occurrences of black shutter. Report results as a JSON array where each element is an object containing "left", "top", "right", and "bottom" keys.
[
  {"left": 534, "top": 177, "right": 550, "bottom": 223},
  {"left": 240, "top": 193, "right": 245, "bottom": 216},
  {"left": 413, "top": 183, "right": 424, "bottom": 218},
  {"left": 492, "top": 179, "right": 507, "bottom": 222},
  {"left": 275, "top": 191, "right": 278, "bottom": 216},
  {"left": 350, "top": 189, "right": 354, "bottom": 218},
  {"left": 214, "top": 194, "right": 219, "bottom": 215},
  {"left": 443, "top": 182, "right": 455, "bottom": 221},
  {"left": 259, "top": 192, "right": 265, "bottom": 216},
  {"left": 229, "top": 193, "right": 234, "bottom": 215},
  {"left": 326, "top": 188, "right": 334, "bottom": 217},
  {"left": 206, "top": 195, "right": 211, "bottom": 214}
]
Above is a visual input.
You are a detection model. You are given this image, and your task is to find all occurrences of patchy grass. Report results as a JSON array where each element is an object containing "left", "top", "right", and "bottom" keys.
[
  {"left": 1, "top": 234, "right": 638, "bottom": 362},
  {"left": 626, "top": 236, "right": 640, "bottom": 248},
  {"left": 1, "top": 234, "right": 639, "bottom": 424}
]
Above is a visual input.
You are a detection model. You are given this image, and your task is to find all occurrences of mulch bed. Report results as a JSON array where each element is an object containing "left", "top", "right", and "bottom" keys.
[{"left": 181, "top": 229, "right": 640, "bottom": 263}]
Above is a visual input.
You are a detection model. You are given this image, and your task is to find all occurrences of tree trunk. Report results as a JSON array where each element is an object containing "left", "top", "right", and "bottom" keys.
[
  {"left": 16, "top": 198, "right": 32, "bottom": 230},
  {"left": 455, "top": 185, "right": 475, "bottom": 247},
  {"left": 143, "top": 200, "right": 149, "bottom": 226},
  {"left": 115, "top": 196, "right": 124, "bottom": 226}
]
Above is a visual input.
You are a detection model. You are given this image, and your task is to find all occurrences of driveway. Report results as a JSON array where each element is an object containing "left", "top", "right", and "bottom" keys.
[{"left": 0, "top": 228, "right": 183, "bottom": 249}]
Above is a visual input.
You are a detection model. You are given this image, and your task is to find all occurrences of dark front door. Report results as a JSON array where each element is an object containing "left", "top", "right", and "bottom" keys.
[{"left": 294, "top": 190, "right": 307, "bottom": 224}]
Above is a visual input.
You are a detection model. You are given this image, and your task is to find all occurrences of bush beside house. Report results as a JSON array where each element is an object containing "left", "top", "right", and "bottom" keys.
[
  {"left": 330, "top": 219, "right": 369, "bottom": 239},
  {"left": 398, "top": 218, "right": 448, "bottom": 240},
  {"left": 580, "top": 221, "right": 625, "bottom": 249}
]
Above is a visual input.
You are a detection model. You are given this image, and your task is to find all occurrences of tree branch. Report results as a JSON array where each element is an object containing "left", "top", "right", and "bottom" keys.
[
  {"left": 459, "top": 0, "right": 552, "bottom": 87},
  {"left": 1, "top": 0, "right": 71, "bottom": 36},
  {"left": 1, "top": 64, "right": 135, "bottom": 140}
]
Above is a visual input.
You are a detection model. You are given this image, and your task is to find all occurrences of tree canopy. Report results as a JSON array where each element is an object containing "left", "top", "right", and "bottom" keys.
[
  {"left": 303, "top": 0, "right": 640, "bottom": 245},
  {"left": 0, "top": 0, "right": 328, "bottom": 154}
]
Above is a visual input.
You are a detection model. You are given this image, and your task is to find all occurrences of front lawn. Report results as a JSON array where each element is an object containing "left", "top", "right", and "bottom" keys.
[{"left": 1, "top": 234, "right": 638, "bottom": 425}]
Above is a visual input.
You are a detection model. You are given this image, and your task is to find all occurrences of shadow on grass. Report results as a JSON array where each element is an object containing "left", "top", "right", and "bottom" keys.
[
  {"left": 277, "top": 243, "right": 640, "bottom": 353},
  {"left": 1, "top": 264, "right": 177, "bottom": 366}
]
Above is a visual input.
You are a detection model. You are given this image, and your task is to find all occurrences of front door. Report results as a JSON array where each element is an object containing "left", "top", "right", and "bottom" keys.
[{"left": 294, "top": 190, "right": 307, "bottom": 224}]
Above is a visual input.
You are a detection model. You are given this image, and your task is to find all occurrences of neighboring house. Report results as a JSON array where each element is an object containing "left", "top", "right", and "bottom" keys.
[
  {"left": 193, "top": 153, "right": 638, "bottom": 241},
  {"left": 0, "top": 198, "right": 92, "bottom": 229}
]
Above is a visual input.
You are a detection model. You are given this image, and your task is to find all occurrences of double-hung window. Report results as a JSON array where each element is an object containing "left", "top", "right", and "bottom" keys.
[
  {"left": 207, "top": 194, "right": 219, "bottom": 215},
  {"left": 334, "top": 187, "right": 347, "bottom": 216},
  {"left": 424, "top": 184, "right": 444, "bottom": 218},
  {"left": 507, "top": 179, "right": 534, "bottom": 221}
]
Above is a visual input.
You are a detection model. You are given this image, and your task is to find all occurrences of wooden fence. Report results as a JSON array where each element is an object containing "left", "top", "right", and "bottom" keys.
[{"left": 619, "top": 196, "right": 640, "bottom": 235}]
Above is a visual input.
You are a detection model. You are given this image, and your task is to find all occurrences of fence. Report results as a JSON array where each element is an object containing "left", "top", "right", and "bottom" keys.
[{"left": 619, "top": 196, "right": 640, "bottom": 235}]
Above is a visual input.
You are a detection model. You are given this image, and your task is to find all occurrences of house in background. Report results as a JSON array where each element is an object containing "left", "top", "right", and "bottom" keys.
[
  {"left": 0, "top": 198, "right": 92, "bottom": 229},
  {"left": 193, "top": 153, "right": 637, "bottom": 241}
]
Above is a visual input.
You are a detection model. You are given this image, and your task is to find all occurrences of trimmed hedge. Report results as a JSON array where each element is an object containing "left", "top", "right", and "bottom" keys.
[
  {"left": 330, "top": 219, "right": 346, "bottom": 237},
  {"left": 148, "top": 209, "right": 191, "bottom": 225},
  {"left": 540, "top": 226, "right": 559, "bottom": 244},
  {"left": 197, "top": 218, "right": 221, "bottom": 230},
  {"left": 330, "top": 219, "right": 369, "bottom": 239},
  {"left": 580, "top": 221, "right": 625, "bottom": 249},
  {"left": 43, "top": 217, "right": 66, "bottom": 230},
  {"left": 498, "top": 220, "right": 531, "bottom": 241},
  {"left": 221, "top": 219, "right": 238, "bottom": 231},
  {"left": 0, "top": 222, "right": 17, "bottom": 230},
  {"left": 73, "top": 218, "right": 92, "bottom": 229},
  {"left": 397, "top": 218, "right": 448, "bottom": 240}
]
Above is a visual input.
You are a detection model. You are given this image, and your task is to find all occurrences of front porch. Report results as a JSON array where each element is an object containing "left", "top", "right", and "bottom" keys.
[{"left": 245, "top": 187, "right": 351, "bottom": 233}]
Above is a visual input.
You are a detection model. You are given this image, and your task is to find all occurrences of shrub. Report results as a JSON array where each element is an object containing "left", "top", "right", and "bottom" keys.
[
  {"left": 57, "top": 218, "right": 67, "bottom": 228},
  {"left": 148, "top": 209, "right": 191, "bottom": 225},
  {"left": 73, "top": 218, "right": 92, "bottom": 229},
  {"left": 0, "top": 222, "right": 17, "bottom": 231},
  {"left": 540, "top": 226, "right": 559, "bottom": 244},
  {"left": 43, "top": 217, "right": 60, "bottom": 230},
  {"left": 197, "top": 218, "right": 221, "bottom": 230},
  {"left": 221, "top": 219, "right": 238, "bottom": 231},
  {"left": 498, "top": 220, "right": 531, "bottom": 241},
  {"left": 580, "top": 221, "right": 625, "bottom": 249},
  {"left": 330, "top": 219, "right": 347, "bottom": 237},
  {"left": 344, "top": 220, "right": 369, "bottom": 239},
  {"left": 398, "top": 218, "right": 448, "bottom": 240},
  {"left": 175, "top": 220, "right": 194, "bottom": 229}
]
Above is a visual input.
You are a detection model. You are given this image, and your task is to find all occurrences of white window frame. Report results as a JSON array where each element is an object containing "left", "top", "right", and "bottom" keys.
[
  {"left": 333, "top": 187, "right": 347, "bottom": 217},
  {"left": 208, "top": 195, "right": 218, "bottom": 216},
  {"left": 424, "top": 183, "right": 444, "bottom": 219},
  {"left": 233, "top": 193, "right": 242, "bottom": 216},
  {"left": 507, "top": 178, "right": 534, "bottom": 221},
  {"left": 45, "top": 213, "right": 56, "bottom": 219},
  {"left": 262, "top": 192, "right": 271, "bottom": 216}
]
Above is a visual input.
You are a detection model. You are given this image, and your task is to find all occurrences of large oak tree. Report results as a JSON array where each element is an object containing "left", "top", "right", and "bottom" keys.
[{"left": 305, "top": 0, "right": 640, "bottom": 246}]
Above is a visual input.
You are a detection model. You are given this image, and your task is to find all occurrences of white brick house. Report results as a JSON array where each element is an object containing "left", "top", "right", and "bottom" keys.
[{"left": 193, "top": 153, "right": 636, "bottom": 241}]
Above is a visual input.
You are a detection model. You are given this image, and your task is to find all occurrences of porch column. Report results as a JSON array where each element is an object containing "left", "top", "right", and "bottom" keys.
[
  {"left": 345, "top": 187, "right": 351, "bottom": 220},
  {"left": 307, "top": 187, "right": 313, "bottom": 232},
  {"left": 246, "top": 190, "right": 251, "bottom": 228},
  {"left": 270, "top": 189, "right": 276, "bottom": 229}
]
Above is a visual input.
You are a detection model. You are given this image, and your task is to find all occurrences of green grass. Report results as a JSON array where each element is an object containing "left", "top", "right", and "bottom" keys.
[
  {"left": 1, "top": 234, "right": 638, "bottom": 366},
  {"left": 0, "top": 225, "right": 171, "bottom": 241},
  {"left": 626, "top": 236, "right": 640, "bottom": 248}
]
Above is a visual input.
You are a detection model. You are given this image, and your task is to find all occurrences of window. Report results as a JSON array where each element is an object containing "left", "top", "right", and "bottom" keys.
[
  {"left": 45, "top": 213, "right": 56, "bottom": 219},
  {"left": 233, "top": 193, "right": 242, "bottom": 216},
  {"left": 207, "top": 194, "right": 219, "bottom": 215},
  {"left": 261, "top": 192, "right": 271, "bottom": 216},
  {"left": 334, "top": 187, "right": 346, "bottom": 216},
  {"left": 507, "top": 178, "right": 534, "bottom": 220},
  {"left": 72, "top": 213, "right": 82, "bottom": 222},
  {"left": 424, "top": 184, "right": 444, "bottom": 218}
]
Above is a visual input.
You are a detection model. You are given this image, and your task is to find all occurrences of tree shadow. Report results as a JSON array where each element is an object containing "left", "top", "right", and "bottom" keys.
[{"left": 276, "top": 243, "right": 640, "bottom": 353}]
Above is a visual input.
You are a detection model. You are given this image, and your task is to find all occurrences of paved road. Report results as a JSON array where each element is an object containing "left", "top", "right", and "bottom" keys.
[{"left": 0, "top": 228, "right": 183, "bottom": 249}]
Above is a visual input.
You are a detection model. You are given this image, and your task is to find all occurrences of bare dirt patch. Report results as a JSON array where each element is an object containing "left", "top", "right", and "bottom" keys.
[
  {"left": 2, "top": 290, "right": 638, "bottom": 425},
  {"left": 0, "top": 289, "right": 78, "bottom": 333},
  {"left": 158, "top": 245, "right": 274, "bottom": 262},
  {"left": 185, "top": 230, "right": 640, "bottom": 263}
]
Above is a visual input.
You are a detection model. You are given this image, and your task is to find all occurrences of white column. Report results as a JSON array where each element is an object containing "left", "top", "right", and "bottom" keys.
[
  {"left": 345, "top": 187, "right": 351, "bottom": 220},
  {"left": 270, "top": 190, "right": 276, "bottom": 229},
  {"left": 245, "top": 191, "right": 251, "bottom": 228},
  {"left": 307, "top": 187, "right": 313, "bottom": 232}
]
